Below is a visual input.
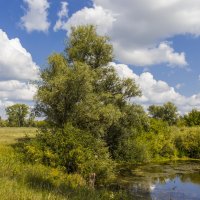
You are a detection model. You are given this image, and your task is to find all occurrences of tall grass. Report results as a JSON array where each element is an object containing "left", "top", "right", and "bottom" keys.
[{"left": 0, "top": 128, "right": 130, "bottom": 200}]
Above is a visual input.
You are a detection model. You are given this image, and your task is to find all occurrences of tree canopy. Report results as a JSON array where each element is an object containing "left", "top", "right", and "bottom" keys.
[{"left": 66, "top": 25, "right": 113, "bottom": 68}]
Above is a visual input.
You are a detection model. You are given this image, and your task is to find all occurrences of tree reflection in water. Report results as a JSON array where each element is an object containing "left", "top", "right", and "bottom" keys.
[{"left": 118, "top": 161, "right": 200, "bottom": 200}]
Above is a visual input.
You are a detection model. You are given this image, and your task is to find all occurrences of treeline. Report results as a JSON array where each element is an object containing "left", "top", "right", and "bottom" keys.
[
  {"left": 148, "top": 102, "right": 200, "bottom": 127},
  {"left": 0, "top": 104, "right": 45, "bottom": 127},
  {"left": 14, "top": 25, "right": 200, "bottom": 189},
  {"left": 1, "top": 101, "right": 199, "bottom": 128}
]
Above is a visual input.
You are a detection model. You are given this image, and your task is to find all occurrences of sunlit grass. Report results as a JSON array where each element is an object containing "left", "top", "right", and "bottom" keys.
[
  {"left": 0, "top": 128, "right": 129, "bottom": 200},
  {"left": 0, "top": 127, "right": 37, "bottom": 144}
]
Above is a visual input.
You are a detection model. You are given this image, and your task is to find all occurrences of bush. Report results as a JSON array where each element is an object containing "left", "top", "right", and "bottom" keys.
[
  {"left": 22, "top": 123, "right": 115, "bottom": 186},
  {"left": 175, "top": 127, "right": 200, "bottom": 158}
]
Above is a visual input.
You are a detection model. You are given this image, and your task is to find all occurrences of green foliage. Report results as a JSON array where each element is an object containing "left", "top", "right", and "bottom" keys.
[
  {"left": 6, "top": 104, "right": 29, "bottom": 127},
  {"left": 66, "top": 25, "right": 113, "bottom": 68},
  {"left": 148, "top": 102, "right": 178, "bottom": 125},
  {"left": 183, "top": 109, "right": 200, "bottom": 126},
  {"left": 0, "top": 128, "right": 131, "bottom": 200},
  {"left": 34, "top": 25, "right": 142, "bottom": 167},
  {"left": 147, "top": 119, "right": 177, "bottom": 159},
  {"left": 23, "top": 124, "right": 115, "bottom": 186},
  {"left": 175, "top": 127, "right": 200, "bottom": 158},
  {"left": 35, "top": 55, "right": 94, "bottom": 127},
  {"left": 106, "top": 104, "right": 150, "bottom": 161},
  {"left": 0, "top": 116, "right": 7, "bottom": 127}
]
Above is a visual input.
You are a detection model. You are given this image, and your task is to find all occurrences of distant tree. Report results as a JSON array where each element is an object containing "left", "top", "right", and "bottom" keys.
[
  {"left": 148, "top": 102, "right": 178, "bottom": 125},
  {"left": 184, "top": 109, "right": 200, "bottom": 126},
  {"left": 6, "top": 104, "right": 29, "bottom": 127},
  {"left": 26, "top": 111, "right": 36, "bottom": 127},
  {"left": 0, "top": 116, "right": 6, "bottom": 127}
]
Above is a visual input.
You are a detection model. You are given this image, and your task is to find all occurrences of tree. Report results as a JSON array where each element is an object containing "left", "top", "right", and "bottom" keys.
[
  {"left": 6, "top": 104, "right": 29, "bottom": 127},
  {"left": 35, "top": 25, "right": 141, "bottom": 132},
  {"left": 66, "top": 25, "right": 113, "bottom": 68},
  {"left": 0, "top": 116, "right": 6, "bottom": 127},
  {"left": 24, "top": 25, "right": 153, "bottom": 188},
  {"left": 184, "top": 109, "right": 200, "bottom": 126},
  {"left": 148, "top": 102, "right": 178, "bottom": 125}
]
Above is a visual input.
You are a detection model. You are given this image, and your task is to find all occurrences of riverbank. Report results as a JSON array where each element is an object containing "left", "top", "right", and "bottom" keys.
[{"left": 116, "top": 160, "right": 200, "bottom": 200}]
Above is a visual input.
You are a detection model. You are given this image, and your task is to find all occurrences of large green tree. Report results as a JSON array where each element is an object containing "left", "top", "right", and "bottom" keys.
[
  {"left": 6, "top": 104, "right": 29, "bottom": 127},
  {"left": 35, "top": 25, "right": 142, "bottom": 134},
  {"left": 33, "top": 25, "right": 147, "bottom": 177}
]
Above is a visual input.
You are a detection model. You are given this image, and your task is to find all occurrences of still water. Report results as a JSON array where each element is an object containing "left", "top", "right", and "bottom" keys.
[{"left": 118, "top": 160, "right": 200, "bottom": 200}]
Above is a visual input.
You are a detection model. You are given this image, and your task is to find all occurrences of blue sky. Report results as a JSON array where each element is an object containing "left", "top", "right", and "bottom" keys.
[{"left": 0, "top": 0, "right": 200, "bottom": 116}]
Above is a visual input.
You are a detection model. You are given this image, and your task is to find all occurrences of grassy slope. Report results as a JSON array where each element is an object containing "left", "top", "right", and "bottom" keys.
[{"left": 0, "top": 128, "right": 126, "bottom": 200}]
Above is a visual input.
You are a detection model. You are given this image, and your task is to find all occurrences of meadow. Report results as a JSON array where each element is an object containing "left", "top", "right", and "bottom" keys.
[{"left": 0, "top": 128, "right": 129, "bottom": 200}]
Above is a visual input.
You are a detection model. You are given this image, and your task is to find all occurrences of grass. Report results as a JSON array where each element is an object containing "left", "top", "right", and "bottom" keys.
[
  {"left": 0, "top": 127, "right": 130, "bottom": 200},
  {"left": 0, "top": 127, "right": 36, "bottom": 144}
]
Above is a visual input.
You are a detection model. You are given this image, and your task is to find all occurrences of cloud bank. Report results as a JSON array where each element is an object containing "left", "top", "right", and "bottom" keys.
[
  {"left": 111, "top": 62, "right": 200, "bottom": 114},
  {"left": 63, "top": 0, "right": 200, "bottom": 67},
  {"left": 0, "top": 30, "right": 39, "bottom": 117}
]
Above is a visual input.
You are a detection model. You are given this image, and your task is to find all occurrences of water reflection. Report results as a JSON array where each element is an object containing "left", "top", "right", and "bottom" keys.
[{"left": 118, "top": 161, "right": 200, "bottom": 200}]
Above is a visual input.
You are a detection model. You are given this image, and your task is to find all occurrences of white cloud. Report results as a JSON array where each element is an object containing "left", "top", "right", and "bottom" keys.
[
  {"left": 0, "top": 29, "right": 39, "bottom": 80},
  {"left": 64, "top": 0, "right": 200, "bottom": 67},
  {"left": 0, "top": 80, "right": 36, "bottom": 101},
  {"left": 110, "top": 62, "right": 200, "bottom": 114},
  {"left": 0, "top": 30, "right": 39, "bottom": 117},
  {"left": 61, "top": 5, "right": 115, "bottom": 36},
  {"left": 113, "top": 42, "right": 187, "bottom": 67},
  {"left": 21, "top": 0, "right": 50, "bottom": 32},
  {"left": 54, "top": 2, "right": 69, "bottom": 32}
]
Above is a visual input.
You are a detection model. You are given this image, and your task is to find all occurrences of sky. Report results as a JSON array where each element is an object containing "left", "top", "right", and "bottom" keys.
[{"left": 0, "top": 0, "right": 200, "bottom": 117}]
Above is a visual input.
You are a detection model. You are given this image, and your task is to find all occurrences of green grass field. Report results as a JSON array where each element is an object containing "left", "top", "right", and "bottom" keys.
[
  {"left": 0, "top": 128, "right": 128, "bottom": 200},
  {"left": 0, "top": 127, "right": 36, "bottom": 144}
]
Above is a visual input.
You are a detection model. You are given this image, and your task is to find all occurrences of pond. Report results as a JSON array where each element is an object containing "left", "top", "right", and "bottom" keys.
[{"left": 117, "top": 160, "right": 200, "bottom": 200}]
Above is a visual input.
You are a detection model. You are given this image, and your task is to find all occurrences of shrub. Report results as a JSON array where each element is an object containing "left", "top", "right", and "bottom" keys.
[
  {"left": 175, "top": 127, "right": 200, "bottom": 158},
  {"left": 22, "top": 123, "right": 115, "bottom": 186}
]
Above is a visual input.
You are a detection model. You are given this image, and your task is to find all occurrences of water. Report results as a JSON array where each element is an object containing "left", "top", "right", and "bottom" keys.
[{"left": 117, "top": 160, "right": 200, "bottom": 200}]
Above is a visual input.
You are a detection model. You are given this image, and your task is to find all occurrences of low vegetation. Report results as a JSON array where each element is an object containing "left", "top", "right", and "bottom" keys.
[{"left": 0, "top": 128, "right": 130, "bottom": 200}]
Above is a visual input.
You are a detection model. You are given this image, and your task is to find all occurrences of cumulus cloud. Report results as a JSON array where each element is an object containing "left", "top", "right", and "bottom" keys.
[
  {"left": 60, "top": 5, "right": 115, "bottom": 36},
  {"left": 0, "top": 30, "right": 39, "bottom": 117},
  {"left": 0, "top": 80, "right": 37, "bottom": 101},
  {"left": 110, "top": 62, "right": 200, "bottom": 114},
  {"left": 113, "top": 42, "right": 187, "bottom": 67},
  {"left": 20, "top": 0, "right": 50, "bottom": 32},
  {"left": 63, "top": 0, "right": 200, "bottom": 67},
  {"left": 54, "top": 2, "right": 69, "bottom": 32},
  {"left": 0, "top": 29, "right": 39, "bottom": 80}
]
